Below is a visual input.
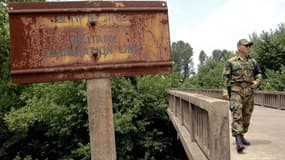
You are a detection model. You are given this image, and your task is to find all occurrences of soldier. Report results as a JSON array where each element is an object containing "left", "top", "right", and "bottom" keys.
[{"left": 222, "top": 39, "right": 262, "bottom": 153}]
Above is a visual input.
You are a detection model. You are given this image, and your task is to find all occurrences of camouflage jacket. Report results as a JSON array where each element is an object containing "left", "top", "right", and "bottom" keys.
[{"left": 222, "top": 54, "right": 262, "bottom": 95}]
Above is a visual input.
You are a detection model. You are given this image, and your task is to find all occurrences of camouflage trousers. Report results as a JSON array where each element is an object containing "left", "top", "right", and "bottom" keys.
[{"left": 230, "top": 85, "right": 254, "bottom": 136}]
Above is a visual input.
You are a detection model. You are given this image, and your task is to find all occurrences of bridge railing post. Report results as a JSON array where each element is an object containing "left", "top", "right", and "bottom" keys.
[{"left": 208, "top": 101, "right": 230, "bottom": 160}]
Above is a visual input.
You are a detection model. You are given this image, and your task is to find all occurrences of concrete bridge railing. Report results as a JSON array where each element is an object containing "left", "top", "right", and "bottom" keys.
[
  {"left": 167, "top": 89, "right": 230, "bottom": 160},
  {"left": 177, "top": 89, "right": 285, "bottom": 110}
]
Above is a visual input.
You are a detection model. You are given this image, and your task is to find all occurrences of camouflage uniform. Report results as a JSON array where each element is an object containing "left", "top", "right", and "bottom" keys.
[{"left": 222, "top": 54, "right": 262, "bottom": 136}]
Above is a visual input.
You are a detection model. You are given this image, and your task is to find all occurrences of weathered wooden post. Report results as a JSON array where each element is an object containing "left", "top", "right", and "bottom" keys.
[{"left": 8, "top": 1, "right": 171, "bottom": 159}]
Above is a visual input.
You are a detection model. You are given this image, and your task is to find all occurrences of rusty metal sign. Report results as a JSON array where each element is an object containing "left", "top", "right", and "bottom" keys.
[{"left": 8, "top": 1, "right": 172, "bottom": 84}]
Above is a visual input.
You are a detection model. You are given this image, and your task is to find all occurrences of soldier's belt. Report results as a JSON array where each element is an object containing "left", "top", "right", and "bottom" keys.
[{"left": 232, "top": 82, "right": 252, "bottom": 88}]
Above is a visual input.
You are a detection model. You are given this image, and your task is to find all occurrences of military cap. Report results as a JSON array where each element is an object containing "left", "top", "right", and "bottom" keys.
[{"left": 237, "top": 39, "right": 253, "bottom": 47}]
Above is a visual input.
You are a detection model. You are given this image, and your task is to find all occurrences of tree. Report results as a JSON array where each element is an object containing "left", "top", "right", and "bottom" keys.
[
  {"left": 250, "top": 23, "right": 285, "bottom": 73},
  {"left": 3, "top": 81, "right": 90, "bottom": 159},
  {"left": 0, "top": 2, "right": 26, "bottom": 159},
  {"left": 198, "top": 50, "right": 207, "bottom": 65},
  {"left": 112, "top": 75, "right": 186, "bottom": 160},
  {"left": 0, "top": 0, "right": 9, "bottom": 81},
  {"left": 183, "top": 50, "right": 235, "bottom": 89},
  {"left": 211, "top": 49, "right": 229, "bottom": 61},
  {"left": 260, "top": 65, "right": 285, "bottom": 91},
  {"left": 171, "top": 41, "right": 195, "bottom": 82},
  {"left": 248, "top": 23, "right": 285, "bottom": 90}
]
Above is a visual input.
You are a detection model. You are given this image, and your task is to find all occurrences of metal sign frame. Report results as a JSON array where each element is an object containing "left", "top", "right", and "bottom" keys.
[{"left": 8, "top": 1, "right": 172, "bottom": 83}]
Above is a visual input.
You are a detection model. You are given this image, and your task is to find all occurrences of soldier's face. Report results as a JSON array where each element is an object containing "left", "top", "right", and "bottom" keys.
[{"left": 239, "top": 44, "right": 251, "bottom": 55}]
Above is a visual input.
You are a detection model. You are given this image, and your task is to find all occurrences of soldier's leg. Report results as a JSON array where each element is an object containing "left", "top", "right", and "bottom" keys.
[
  {"left": 242, "top": 94, "right": 254, "bottom": 134},
  {"left": 230, "top": 93, "right": 243, "bottom": 136}
]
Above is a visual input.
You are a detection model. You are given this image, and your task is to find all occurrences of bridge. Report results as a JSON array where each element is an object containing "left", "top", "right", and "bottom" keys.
[{"left": 167, "top": 89, "right": 285, "bottom": 160}]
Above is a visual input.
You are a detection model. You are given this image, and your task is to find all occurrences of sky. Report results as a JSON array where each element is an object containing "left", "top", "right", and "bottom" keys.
[
  {"left": 46, "top": 0, "right": 285, "bottom": 67},
  {"left": 167, "top": 0, "right": 285, "bottom": 66}
]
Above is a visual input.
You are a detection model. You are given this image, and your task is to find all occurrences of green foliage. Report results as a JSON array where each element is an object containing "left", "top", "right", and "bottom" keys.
[
  {"left": 171, "top": 41, "right": 195, "bottom": 81},
  {"left": 13, "top": 154, "right": 33, "bottom": 160},
  {"left": 70, "top": 143, "right": 91, "bottom": 160},
  {"left": 212, "top": 49, "right": 233, "bottom": 61},
  {"left": 183, "top": 50, "right": 235, "bottom": 89},
  {"left": 198, "top": 59, "right": 224, "bottom": 88},
  {"left": 181, "top": 74, "right": 199, "bottom": 88},
  {"left": 198, "top": 50, "right": 207, "bottom": 65},
  {"left": 249, "top": 23, "right": 285, "bottom": 91},
  {"left": 5, "top": 81, "right": 87, "bottom": 132},
  {"left": 112, "top": 74, "right": 186, "bottom": 160},
  {"left": 2, "top": 81, "right": 89, "bottom": 159},
  {"left": 251, "top": 23, "right": 285, "bottom": 72},
  {"left": 0, "top": 2, "right": 24, "bottom": 159},
  {"left": 0, "top": 82, "right": 24, "bottom": 159},
  {"left": 260, "top": 65, "right": 285, "bottom": 91},
  {"left": 1, "top": 74, "right": 185, "bottom": 159},
  {"left": 0, "top": 0, "right": 10, "bottom": 81}
]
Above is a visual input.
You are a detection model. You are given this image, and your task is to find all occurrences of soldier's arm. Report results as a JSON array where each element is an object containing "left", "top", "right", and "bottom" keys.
[
  {"left": 253, "top": 60, "right": 262, "bottom": 86},
  {"left": 222, "top": 61, "right": 232, "bottom": 98}
]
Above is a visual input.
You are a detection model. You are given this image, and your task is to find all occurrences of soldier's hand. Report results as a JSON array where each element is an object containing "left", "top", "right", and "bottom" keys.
[
  {"left": 223, "top": 93, "right": 229, "bottom": 100},
  {"left": 251, "top": 81, "right": 258, "bottom": 89}
]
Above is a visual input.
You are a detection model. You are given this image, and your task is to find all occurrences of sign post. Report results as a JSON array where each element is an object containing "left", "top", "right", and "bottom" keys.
[
  {"left": 8, "top": 1, "right": 171, "bottom": 159},
  {"left": 87, "top": 79, "right": 116, "bottom": 160}
]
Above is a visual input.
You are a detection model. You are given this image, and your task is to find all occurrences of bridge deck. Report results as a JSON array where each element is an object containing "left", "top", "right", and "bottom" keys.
[{"left": 231, "top": 106, "right": 285, "bottom": 160}]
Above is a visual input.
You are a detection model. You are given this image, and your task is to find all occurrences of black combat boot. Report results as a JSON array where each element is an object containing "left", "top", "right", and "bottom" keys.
[
  {"left": 241, "top": 135, "right": 250, "bottom": 145},
  {"left": 235, "top": 135, "right": 245, "bottom": 153}
]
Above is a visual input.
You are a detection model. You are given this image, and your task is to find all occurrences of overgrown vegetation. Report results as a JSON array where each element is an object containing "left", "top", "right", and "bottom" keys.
[{"left": 1, "top": 0, "right": 285, "bottom": 159}]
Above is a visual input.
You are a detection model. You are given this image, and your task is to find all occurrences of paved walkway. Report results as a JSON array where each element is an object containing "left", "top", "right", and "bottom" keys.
[{"left": 231, "top": 106, "right": 285, "bottom": 160}]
